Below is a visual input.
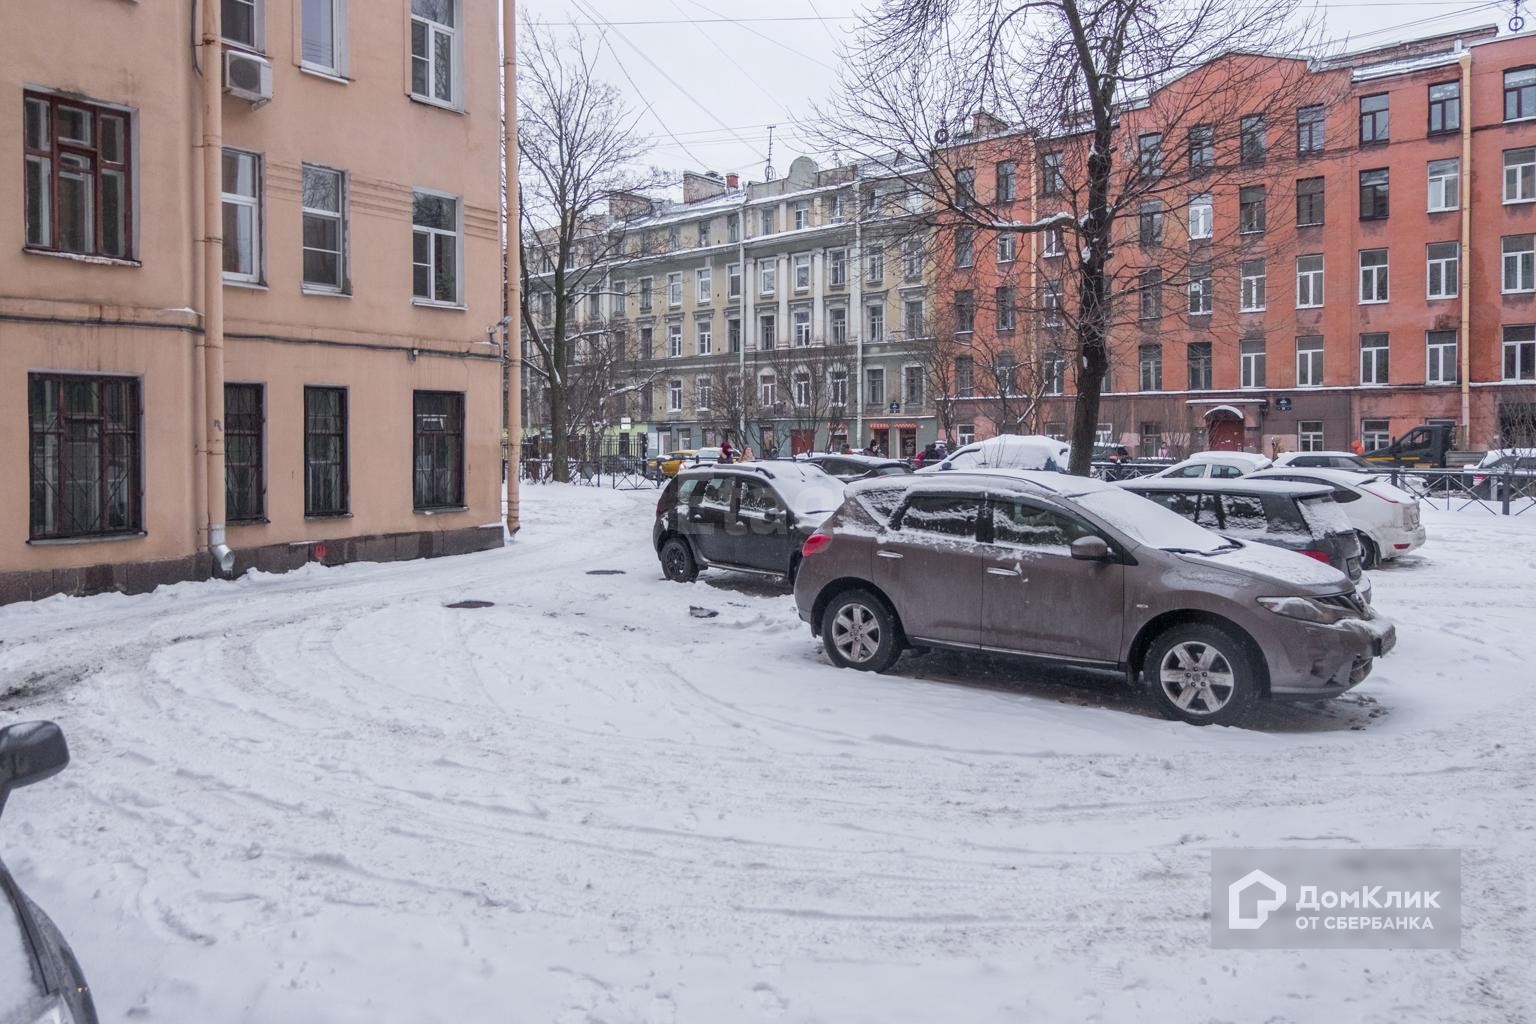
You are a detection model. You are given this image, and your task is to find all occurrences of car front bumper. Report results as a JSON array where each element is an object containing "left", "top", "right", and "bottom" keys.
[{"left": 1266, "top": 610, "right": 1396, "bottom": 698}]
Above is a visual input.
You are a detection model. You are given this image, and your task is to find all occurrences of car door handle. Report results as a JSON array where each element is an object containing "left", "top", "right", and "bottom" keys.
[
  {"left": 877, "top": 550, "right": 903, "bottom": 559},
  {"left": 986, "top": 566, "right": 1021, "bottom": 577}
]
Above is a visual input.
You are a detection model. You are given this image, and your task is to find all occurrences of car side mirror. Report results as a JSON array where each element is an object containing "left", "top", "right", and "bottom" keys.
[
  {"left": 0, "top": 721, "right": 69, "bottom": 817},
  {"left": 1070, "top": 535, "right": 1111, "bottom": 561},
  {"left": 763, "top": 507, "right": 781, "bottom": 523}
]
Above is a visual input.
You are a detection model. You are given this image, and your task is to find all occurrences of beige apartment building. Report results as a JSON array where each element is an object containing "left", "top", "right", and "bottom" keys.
[
  {"left": 524, "top": 157, "right": 940, "bottom": 459},
  {"left": 1, "top": 0, "right": 510, "bottom": 604}
]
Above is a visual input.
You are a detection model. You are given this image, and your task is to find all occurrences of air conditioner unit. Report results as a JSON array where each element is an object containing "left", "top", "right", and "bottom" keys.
[{"left": 224, "top": 50, "right": 274, "bottom": 105}]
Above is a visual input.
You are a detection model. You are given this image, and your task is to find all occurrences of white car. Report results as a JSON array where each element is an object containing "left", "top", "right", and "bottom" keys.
[
  {"left": 1148, "top": 451, "right": 1272, "bottom": 480},
  {"left": 917, "top": 434, "right": 1071, "bottom": 474},
  {"left": 1272, "top": 450, "right": 1378, "bottom": 473},
  {"left": 1247, "top": 466, "right": 1425, "bottom": 567}
]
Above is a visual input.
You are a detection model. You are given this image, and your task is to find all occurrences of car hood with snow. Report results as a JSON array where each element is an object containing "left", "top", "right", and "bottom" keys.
[{"left": 920, "top": 434, "right": 1071, "bottom": 474}]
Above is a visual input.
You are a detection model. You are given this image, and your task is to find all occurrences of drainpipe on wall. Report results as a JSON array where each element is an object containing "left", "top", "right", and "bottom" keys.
[
  {"left": 503, "top": 0, "right": 522, "bottom": 535},
  {"left": 200, "top": 0, "right": 234, "bottom": 575},
  {"left": 1458, "top": 48, "right": 1473, "bottom": 447},
  {"left": 853, "top": 165, "right": 865, "bottom": 446},
  {"left": 738, "top": 186, "right": 748, "bottom": 444}
]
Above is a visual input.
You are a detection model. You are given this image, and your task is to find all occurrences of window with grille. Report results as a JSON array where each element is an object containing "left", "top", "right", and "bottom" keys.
[
  {"left": 28, "top": 375, "right": 142, "bottom": 540},
  {"left": 413, "top": 391, "right": 464, "bottom": 510},
  {"left": 22, "top": 91, "right": 134, "bottom": 260},
  {"left": 304, "top": 387, "right": 348, "bottom": 516},
  {"left": 225, "top": 383, "right": 265, "bottom": 521}
]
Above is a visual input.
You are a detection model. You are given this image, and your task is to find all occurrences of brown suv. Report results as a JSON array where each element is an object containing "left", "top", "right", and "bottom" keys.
[{"left": 792, "top": 471, "right": 1395, "bottom": 726}]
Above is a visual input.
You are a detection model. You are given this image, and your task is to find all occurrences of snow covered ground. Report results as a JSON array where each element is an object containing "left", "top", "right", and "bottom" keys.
[{"left": 1, "top": 485, "right": 1533, "bottom": 1023}]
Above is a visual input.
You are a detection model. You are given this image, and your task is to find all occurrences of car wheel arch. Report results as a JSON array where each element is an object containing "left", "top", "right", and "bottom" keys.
[
  {"left": 1127, "top": 610, "right": 1270, "bottom": 696},
  {"left": 812, "top": 577, "right": 904, "bottom": 642}
]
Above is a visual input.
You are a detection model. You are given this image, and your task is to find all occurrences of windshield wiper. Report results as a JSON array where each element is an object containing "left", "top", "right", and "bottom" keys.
[{"left": 1162, "top": 543, "right": 1236, "bottom": 555}]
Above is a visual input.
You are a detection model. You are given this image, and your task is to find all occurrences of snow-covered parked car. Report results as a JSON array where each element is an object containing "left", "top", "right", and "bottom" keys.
[
  {"left": 654, "top": 462, "right": 847, "bottom": 585},
  {"left": 1247, "top": 466, "right": 1425, "bottom": 567},
  {"left": 792, "top": 470, "right": 1394, "bottom": 726},
  {"left": 1147, "top": 451, "right": 1271, "bottom": 479},
  {"left": 917, "top": 434, "right": 1071, "bottom": 474},
  {"left": 1272, "top": 450, "right": 1378, "bottom": 473},
  {"left": 1, "top": 722, "right": 98, "bottom": 1024},
  {"left": 1463, "top": 449, "right": 1536, "bottom": 499},
  {"left": 1117, "top": 477, "right": 1372, "bottom": 604},
  {"left": 797, "top": 453, "right": 912, "bottom": 483}
]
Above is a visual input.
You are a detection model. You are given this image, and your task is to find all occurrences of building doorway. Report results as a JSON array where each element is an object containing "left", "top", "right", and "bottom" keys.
[
  {"left": 791, "top": 430, "right": 815, "bottom": 455},
  {"left": 1205, "top": 407, "right": 1245, "bottom": 451}
]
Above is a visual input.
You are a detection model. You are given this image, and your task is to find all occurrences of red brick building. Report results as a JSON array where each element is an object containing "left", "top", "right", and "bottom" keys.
[{"left": 936, "top": 26, "right": 1536, "bottom": 457}]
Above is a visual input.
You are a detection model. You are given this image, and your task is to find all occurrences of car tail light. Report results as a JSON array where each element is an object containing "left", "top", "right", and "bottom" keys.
[
  {"left": 802, "top": 533, "right": 833, "bottom": 557},
  {"left": 1299, "top": 549, "right": 1332, "bottom": 564}
]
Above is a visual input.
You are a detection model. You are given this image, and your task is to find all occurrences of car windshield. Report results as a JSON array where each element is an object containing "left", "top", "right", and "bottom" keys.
[
  {"left": 782, "top": 475, "right": 849, "bottom": 516},
  {"left": 1070, "top": 487, "right": 1236, "bottom": 555}
]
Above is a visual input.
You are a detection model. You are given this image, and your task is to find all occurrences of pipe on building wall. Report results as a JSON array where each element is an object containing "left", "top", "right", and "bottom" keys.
[
  {"left": 1458, "top": 49, "right": 1473, "bottom": 445},
  {"left": 852, "top": 166, "right": 865, "bottom": 446},
  {"left": 503, "top": 0, "right": 522, "bottom": 535},
  {"left": 200, "top": 0, "right": 234, "bottom": 575}
]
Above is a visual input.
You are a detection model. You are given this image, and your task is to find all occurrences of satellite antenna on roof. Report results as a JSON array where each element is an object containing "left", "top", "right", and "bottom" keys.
[{"left": 765, "top": 125, "right": 776, "bottom": 180}]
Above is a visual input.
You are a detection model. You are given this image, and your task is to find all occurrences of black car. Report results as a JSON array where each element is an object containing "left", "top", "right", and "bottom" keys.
[
  {"left": 1, "top": 722, "right": 98, "bottom": 1024},
  {"left": 653, "top": 463, "right": 848, "bottom": 584},
  {"left": 799, "top": 453, "right": 913, "bottom": 483},
  {"left": 1118, "top": 478, "right": 1371, "bottom": 602}
]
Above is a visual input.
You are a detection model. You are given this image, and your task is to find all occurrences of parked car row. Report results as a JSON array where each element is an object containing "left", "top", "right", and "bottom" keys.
[{"left": 652, "top": 444, "right": 1398, "bottom": 726}]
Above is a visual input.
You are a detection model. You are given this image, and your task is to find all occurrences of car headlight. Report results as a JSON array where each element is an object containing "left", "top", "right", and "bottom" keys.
[
  {"left": 32, "top": 996, "right": 77, "bottom": 1024},
  {"left": 1257, "top": 595, "right": 1353, "bottom": 625}
]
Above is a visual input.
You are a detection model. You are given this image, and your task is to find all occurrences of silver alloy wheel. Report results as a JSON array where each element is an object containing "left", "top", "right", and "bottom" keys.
[
  {"left": 1158, "top": 641, "right": 1237, "bottom": 715},
  {"left": 831, "top": 602, "right": 881, "bottom": 663}
]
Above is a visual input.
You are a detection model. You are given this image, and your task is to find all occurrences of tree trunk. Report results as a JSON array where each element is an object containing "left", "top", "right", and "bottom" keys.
[{"left": 548, "top": 382, "right": 570, "bottom": 483}]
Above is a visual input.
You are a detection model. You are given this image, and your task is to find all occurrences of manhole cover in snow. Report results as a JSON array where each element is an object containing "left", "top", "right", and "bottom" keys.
[
  {"left": 585, "top": 569, "right": 626, "bottom": 576},
  {"left": 689, "top": 606, "right": 719, "bottom": 619},
  {"left": 446, "top": 600, "right": 495, "bottom": 609}
]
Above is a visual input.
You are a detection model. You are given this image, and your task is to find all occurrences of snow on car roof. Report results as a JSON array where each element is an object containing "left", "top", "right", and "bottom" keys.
[
  {"left": 1120, "top": 477, "right": 1331, "bottom": 497},
  {"left": 1249, "top": 467, "right": 1383, "bottom": 488},
  {"left": 1184, "top": 450, "right": 1272, "bottom": 465}
]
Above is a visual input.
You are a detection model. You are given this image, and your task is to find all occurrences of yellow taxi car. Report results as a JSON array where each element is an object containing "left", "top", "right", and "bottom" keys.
[{"left": 646, "top": 450, "right": 697, "bottom": 479}]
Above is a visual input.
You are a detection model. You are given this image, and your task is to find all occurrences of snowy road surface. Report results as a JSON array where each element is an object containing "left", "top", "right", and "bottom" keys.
[{"left": 1, "top": 485, "right": 1533, "bottom": 1023}]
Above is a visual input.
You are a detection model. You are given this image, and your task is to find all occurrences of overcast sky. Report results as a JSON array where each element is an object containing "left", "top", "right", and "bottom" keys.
[{"left": 526, "top": 0, "right": 1527, "bottom": 189}]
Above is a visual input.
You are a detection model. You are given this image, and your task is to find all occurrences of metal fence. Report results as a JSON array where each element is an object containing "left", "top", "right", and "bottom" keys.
[
  {"left": 518, "top": 435, "right": 658, "bottom": 490},
  {"left": 1382, "top": 467, "right": 1536, "bottom": 516}
]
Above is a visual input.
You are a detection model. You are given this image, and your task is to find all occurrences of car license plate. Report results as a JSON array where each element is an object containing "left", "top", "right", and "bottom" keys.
[{"left": 1346, "top": 556, "right": 1361, "bottom": 578}]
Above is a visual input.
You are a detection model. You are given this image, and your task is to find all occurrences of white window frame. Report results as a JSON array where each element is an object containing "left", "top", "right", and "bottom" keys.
[
  {"left": 758, "top": 372, "right": 777, "bottom": 406},
  {"left": 667, "top": 272, "right": 683, "bottom": 308},
  {"left": 1187, "top": 271, "right": 1212, "bottom": 316},
  {"left": 1505, "top": 147, "right": 1536, "bottom": 203},
  {"left": 1503, "top": 234, "right": 1535, "bottom": 294},
  {"left": 1239, "top": 259, "right": 1266, "bottom": 312},
  {"left": 300, "top": 163, "right": 346, "bottom": 293},
  {"left": 759, "top": 261, "right": 776, "bottom": 297},
  {"left": 667, "top": 323, "right": 683, "bottom": 358},
  {"left": 1427, "top": 158, "right": 1459, "bottom": 213},
  {"left": 903, "top": 363, "right": 925, "bottom": 406},
  {"left": 222, "top": 0, "right": 264, "bottom": 50},
  {"left": 1188, "top": 193, "right": 1213, "bottom": 240},
  {"left": 792, "top": 308, "right": 812, "bottom": 346},
  {"left": 829, "top": 248, "right": 848, "bottom": 287},
  {"left": 727, "top": 262, "right": 741, "bottom": 298},
  {"left": 1360, "top": 333, "right": 1389, "bottom": 385},
  {"left": 904, "top": 299, "right": 924, "bottom": 338},
  {"left": 410, "top": 0, "right": 462, "bottom": 109},
  {"left": 1426, "top": 242, "right": 1459, "bottom": 300},
  {"left": 865, "top": 248, "right": 884, "bottom": 283},
  {"left": 793, "top": 372, "right": 812, "bottom": 407},
  {"left": 1504, "top": 325, "right": 1536, "bottom": 381},
  {"left": 668, "top": 379, "right": 683, "bottom": 412},
  {"left": 222, "top": 148, "right": 263, "bottom": 285},
  {"left": 1296, "top": 336, "right": 1324, "bottom": 388},
  {"left": 758, "top": 313, "right": 776, "bottom": 350},
  {"left": 1296, "top": 254, "right": 1323, "bottom": 309},
  {"left": 828, "top": 307, "right": 848, "bottom": 344},
  {"left": 1240, "top": 340, "right": 1266, "bottom": 389},
  {"left": 865, "top": 366, "right": 886, "bottom": 407},
  {"left": 902, "top": 237, "right": 923, "bottom": 280},
  {"left": 1298, "top": 421, "right": 1324, "bottom": 452},
  {"left": 300, "top": 0, "right": 347, "bottom": 77},
  {"left": 996, "top": 230, "right": 1017, "bottom": 264},
  {"left": 1043, "top": 226, "right": 1064, "bottom": 257},
  {"left": 829, "top": 368, "right": 848, "bottom": 406},
  {"left": 1426, "top": 331, "right": 1457, "bottom": 384},
  {"left": 793, "top": 253, "right": 811, "bottom": 292},
  {"left": 695, "top": 266, "right": 711, "bottom": 304},
  {"left": 793, "top": 203, "right": 809, "bottom": 230},
  {"left": 1359, "top": 249, "right": 1388, "bottom": 304},
  {"left": 867, "top": 304, "right": 885, "bottom": 342},
  {"left": 696, "top": 318, "right": 712, "bottom": 355},
  {"left": 696, "top": 375, "right": 712, "bottom": 411}
]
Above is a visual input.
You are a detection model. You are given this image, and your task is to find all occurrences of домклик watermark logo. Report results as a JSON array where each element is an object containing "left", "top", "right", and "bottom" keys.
[{"left": 1212, "top": 849, "right": 1460, "bottom": 949}]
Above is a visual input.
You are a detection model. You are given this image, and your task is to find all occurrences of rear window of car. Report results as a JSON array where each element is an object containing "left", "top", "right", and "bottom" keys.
[
  {"left": 1296, "top": 495, "right": 1352, "bottom": 537},
  {"left": 1218, "top": 494, "right": 1269, "bottom": 533},
  {"left": 899, "top": 495, "right": 980, "bottom": 538}
]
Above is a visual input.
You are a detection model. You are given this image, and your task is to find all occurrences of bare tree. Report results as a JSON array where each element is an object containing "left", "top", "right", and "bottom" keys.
[
  {"left": 813, "top": 0, "right": 1336, "bottom": 473},
  {"left": 518, "top": 16, "right": 661, "bottom": 481}
]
